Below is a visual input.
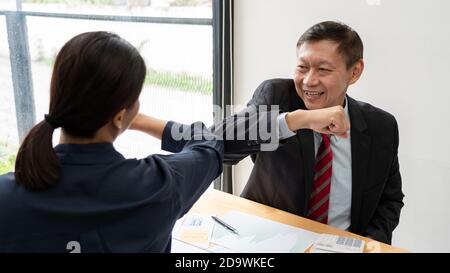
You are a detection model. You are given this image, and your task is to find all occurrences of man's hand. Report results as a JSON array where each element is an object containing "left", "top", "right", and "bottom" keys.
[{"left": 285, "top": 106, "right": 350, "bottom": 138}]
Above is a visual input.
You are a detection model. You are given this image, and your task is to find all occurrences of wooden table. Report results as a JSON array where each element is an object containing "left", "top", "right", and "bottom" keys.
[{"left": 188, "top": 189, "right": 407, "bottom": 253}]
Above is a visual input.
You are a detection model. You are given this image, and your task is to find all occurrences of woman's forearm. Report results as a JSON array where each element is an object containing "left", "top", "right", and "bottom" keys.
[{"left": 129, "top": 113, "right": 168, "bottom": 140}]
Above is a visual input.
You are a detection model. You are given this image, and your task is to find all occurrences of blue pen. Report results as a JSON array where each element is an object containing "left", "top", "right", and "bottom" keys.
[{"left": 211, "top": 216, "right": 240, "bottom": 235}]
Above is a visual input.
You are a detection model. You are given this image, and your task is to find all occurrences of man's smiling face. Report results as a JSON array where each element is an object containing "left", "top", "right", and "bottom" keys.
[{"left": 294, "top": 40, "right": 362, "bottom": 110}]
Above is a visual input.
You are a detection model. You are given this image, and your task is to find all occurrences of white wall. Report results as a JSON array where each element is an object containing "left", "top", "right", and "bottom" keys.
[{"left": 233, "top": 0, "right": 450, "bottom": 252}]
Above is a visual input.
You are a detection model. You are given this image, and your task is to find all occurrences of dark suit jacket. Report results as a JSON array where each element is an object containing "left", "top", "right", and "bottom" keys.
[{"left": 222, "top": 79, "right": 404, "bottom": 244}]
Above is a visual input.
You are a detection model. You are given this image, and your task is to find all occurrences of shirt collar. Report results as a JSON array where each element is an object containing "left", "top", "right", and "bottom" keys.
[
  {"left": 54, "top": 143, "right": 125, "bottom": 165},
  {"left": 343, "top": 96, "right": 350, "bottom": 119}
]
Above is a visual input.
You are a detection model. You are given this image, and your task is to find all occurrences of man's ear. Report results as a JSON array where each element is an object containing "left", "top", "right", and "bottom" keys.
[
  {"left": 349, "top": 59, "right": 365, "bottom": 85},
  {"left": 112, "top": 109, "right": 127, "bottom": 130}
]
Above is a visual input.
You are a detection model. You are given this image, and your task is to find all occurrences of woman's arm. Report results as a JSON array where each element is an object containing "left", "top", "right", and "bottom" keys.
[{"left": 129, "top": 113, "right": 168, "bottom": 140}]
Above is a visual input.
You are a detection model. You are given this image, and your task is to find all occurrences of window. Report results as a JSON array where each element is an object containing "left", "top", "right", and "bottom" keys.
[
  {"left": 0, "top": 0, "right": 218, "bottom": 174},
  {"left": 0, "top": 14, "right": 19, "bottom": 174},
  {"left": 26, "top": 15, "right": 213, "bottom": 158}
]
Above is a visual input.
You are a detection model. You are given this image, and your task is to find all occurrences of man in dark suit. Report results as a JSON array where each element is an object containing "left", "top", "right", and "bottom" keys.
[{"left": 221, "top": 21, "right": 404, "bottom": 244}]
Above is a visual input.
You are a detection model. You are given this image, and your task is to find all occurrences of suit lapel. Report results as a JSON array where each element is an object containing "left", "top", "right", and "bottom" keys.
[
  {"left": 347, "top": 96, "right": 372, "bottom": 232},
  {"left": 290, "top": 89, "right": 315, "bottom": 214}
]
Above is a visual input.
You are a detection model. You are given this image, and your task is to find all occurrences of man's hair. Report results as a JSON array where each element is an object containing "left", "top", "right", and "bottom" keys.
[{"left": 297, "top": 21, "right": 364, "bottom": 68}]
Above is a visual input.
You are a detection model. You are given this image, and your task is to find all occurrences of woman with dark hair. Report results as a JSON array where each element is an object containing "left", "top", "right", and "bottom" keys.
[{"left": 0, "top": 31, "right": 223, "bottom": 252}]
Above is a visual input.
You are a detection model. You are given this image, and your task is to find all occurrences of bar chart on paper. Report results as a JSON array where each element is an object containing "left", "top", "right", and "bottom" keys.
[{"left": 211, "top": 211, "right": 320, "bottom": 253}]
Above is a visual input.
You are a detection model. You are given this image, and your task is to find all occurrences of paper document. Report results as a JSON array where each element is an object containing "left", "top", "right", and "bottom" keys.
[
  {"left": 172, "top": 214, "right": 214, "bottom": 249},
  {"left": 171, "top": 238, "right": 211, "bottom": 253},
  {"left": 211, "top": 211, "right": 320, "bottom": 253}
]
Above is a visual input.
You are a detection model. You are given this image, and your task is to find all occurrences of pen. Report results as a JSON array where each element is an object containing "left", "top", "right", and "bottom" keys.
[{"left": 211, "top": 216, "right": 239, "bottom": 235}]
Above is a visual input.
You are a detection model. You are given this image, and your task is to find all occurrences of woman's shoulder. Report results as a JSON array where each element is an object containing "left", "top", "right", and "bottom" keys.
[{"left": 0, "top": 173, "right": 15, "bottom": 191}]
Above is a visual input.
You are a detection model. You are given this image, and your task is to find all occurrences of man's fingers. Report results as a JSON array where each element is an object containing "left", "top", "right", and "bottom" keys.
[
  {"left": 310, "top": 107, "right": 350, "bottom": 137},
  {"left": 315, "top": 125, "right": 350, "bottom": 139},
  {"left": 335, "top": 132, "right": 349, "bottom": 139},
  {"left": 315, "top": 128, "right": 331, "bottom": 135},
  {"left": 327, "top": 119, "right": 350, "bottom": 138},
  {"left": 329, "top": 117, "right": 350, "bottom": 132}
]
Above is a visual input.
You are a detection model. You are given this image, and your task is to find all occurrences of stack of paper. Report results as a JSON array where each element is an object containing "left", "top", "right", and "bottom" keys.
[{"left": 172, "top": 214, "right": 214, "bottom": 251}]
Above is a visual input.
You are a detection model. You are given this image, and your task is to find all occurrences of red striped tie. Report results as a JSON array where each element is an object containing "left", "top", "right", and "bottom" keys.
[{"left": 307, "top": 134, "right": 333, "bottom": 224}]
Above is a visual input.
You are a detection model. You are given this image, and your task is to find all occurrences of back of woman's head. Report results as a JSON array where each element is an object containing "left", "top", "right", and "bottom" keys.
[{"left": 15, "top": 31, "right": 147, "bottom": 191}]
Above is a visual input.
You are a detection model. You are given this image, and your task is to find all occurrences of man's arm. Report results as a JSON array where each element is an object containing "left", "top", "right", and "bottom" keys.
[
  {"left": 363, "top": 120, "right": 404, "bottom": 244},
  {"left": 211, "top": 80, "right": 281, "bottom": 165},
  {"left": 285, "top": 106, "right": 350, "bottom": 138},
  {"left": 215, "top": 80, "right": 350, "bottom": 165}
]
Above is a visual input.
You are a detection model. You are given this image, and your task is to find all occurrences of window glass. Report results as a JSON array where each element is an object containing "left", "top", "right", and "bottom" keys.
[
  {"left": 22, "top": 0, "right": 212, "bottom": 18},
  {"left": 0, "top": 15, "right": 19, "bottom": 174},
  {"left": 2, "top": 0, "right": 214, "bottom": 171},
  {"left": 0, "top": 0, "right": 16, "bottom": 11},
  {"left": 25, "top": 9, "right": 212, "bottom": 158}
]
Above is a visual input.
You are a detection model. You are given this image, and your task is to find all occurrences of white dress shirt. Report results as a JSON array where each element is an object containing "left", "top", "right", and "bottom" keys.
[{"left": 277, "top": 99, "right": 352, "bottom": 230}]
